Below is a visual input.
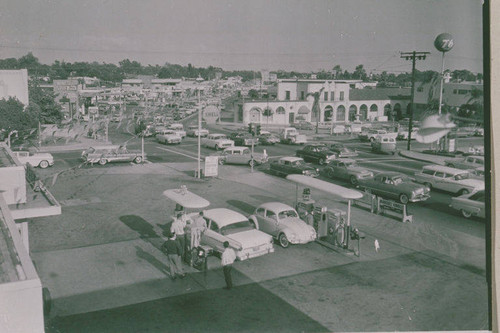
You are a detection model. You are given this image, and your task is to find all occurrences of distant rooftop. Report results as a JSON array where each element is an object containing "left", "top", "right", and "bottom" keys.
[{"left": 349, "top": 87, "right": 411, "bottom": 101}]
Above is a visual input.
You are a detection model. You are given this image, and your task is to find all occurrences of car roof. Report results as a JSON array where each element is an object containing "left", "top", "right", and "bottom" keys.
[
  {"left": 422, "top": 164, "right": 469, "bottom": 174},
  {"left": 204, "top": 208, "right": 248, "bottom": 227},
  {"left": 280, "top": 156, "right": 303, "bottom": 162},
  {"left": 258, "top": 202, "right": 295, "bottom": 212},
  {"left": 375, "top": 171, "right": 406, "bottom": 178}
]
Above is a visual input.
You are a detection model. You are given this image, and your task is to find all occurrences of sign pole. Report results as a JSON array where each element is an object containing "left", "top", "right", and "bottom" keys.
[{"left": 197, "top": 89, "right": 201, "bottom": 178}]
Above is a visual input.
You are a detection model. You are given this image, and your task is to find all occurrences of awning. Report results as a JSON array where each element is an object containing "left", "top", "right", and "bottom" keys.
[
  {"left": 163, "top": 188, "right": 210, "bottom": 209},
  {"left": 297, "top": 106, "right": 311, "bottom": 114},
  {"left": 286, "top": 175, "right": 363, "bottom": 200}
]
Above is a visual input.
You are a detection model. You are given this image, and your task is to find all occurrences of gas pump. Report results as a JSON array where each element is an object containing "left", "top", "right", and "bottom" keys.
[{"left": 350, "top": 227, "right": 366, "bottom": 257}]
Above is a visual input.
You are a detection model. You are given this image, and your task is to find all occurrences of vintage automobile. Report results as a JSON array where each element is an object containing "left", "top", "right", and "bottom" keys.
[
  {"left": 168, "top": 123, "right": 186, "bottom": 138},
  {"left": 445, "top": 155, "right": 484, "bottom": 172},
  {"left": 199, "top": 208, "right": 274, "bottom": 261},
  {"left": 156, "top": 129, "right": 182, "bottom": 144},
  {"left": 371, "top": 134, "right": 397, "bottom": 154},
  {"left": 202, "top": 133, "right": 235, "bottom": 150},
  {"left": 295, "top": 144, "right": 337, "bottom": 165},
  {"left": 292, "top": 121, "right": 314, "bottom": 131},
  {"left": 82, "top": 146, "right": 145, "bottom": 165},
  {"left": 215, "top": 146, "right": 268, "bottom": 166},
  {"left": 13, "top": 151, "right": 54, "bottom": 168},
  {"left": 358, "top": 129, "right": 388, "bottom": 142},
  {"left": 269, "top": 156, "right": 319, "bottom": 178},
  {"left": 248, "top": 202, "right": 316, "bottom": 248},
  {"left": 324, "top": 158, "right": 373, "bottom": 185},
  {"left": 450, "top": 190, "right": 485, "bottom": 219},
  {"left": 413, "top": 165, "right": 484, "bottom": 195},
  {"left": 153, "top": 125, "right": 169, "bottom": 136},
  {"left": 230, "top": 132, "right": 259, "bottom": 146},
  {"left": 397, "top": 127, "right": 419, "bottom": 140},
  {"left": 327, "top": 143, "right": 358, "bottom": 158},
  {"left": 280, "top": 127, "right": 308, "bottom": 145},
  {"left": 358, "top": 172, "right": 431, "bottom": 204},
  {"left": 186, "top": 125, "right": 209, "bottom": 137},
  {"left": 258, "top": 132, "right": 280, "bottom": 145}
]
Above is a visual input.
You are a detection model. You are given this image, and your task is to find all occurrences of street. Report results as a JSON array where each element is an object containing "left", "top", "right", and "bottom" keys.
[{"left": 28, "top": 121, "right": 488, "bottom": 332}]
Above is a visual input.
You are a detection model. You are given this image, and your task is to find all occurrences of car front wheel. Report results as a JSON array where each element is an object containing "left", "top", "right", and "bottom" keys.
[
  {"left": 39, "top": 160, "right": 49, "bottom": 169},
  {"left": 98, "top": 159, "right": 108, "bottom": 166},
  {"left": 458, "top": 189, "right": 469, "bottom": 196},
  {"left": 278, "top": 233, "right": 289, "bottom": 248},
  {"left": 134, "top": 156, "right": 143, "bottom": 164},
  {"left": 399, "top": 194, "right": 409, "bottom": 204},
  {"left": 350, "top": 176, "right": 358, "bottom": 186},
  {"left": 461, "top": 209, "right": 472, "bottom": 218}
]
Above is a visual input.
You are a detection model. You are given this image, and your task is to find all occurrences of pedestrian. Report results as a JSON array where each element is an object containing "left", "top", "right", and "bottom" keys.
[
  {"left": 190, "top": 211, "right": 207, "bottom": 249},
  {"left": 221, "top": 241, "right": 236, "bottom": 290},
  {"left": 305, "top": 210, "right": 315, "bottom": 227},
  {"left": 171, "top": 211, "right": 187, "bottom": 259},
  {"left": 162, "top": 232, "right": 185, "bottom": 280}
]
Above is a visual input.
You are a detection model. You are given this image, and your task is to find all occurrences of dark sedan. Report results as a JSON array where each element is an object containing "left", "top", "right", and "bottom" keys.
[
  {"left": 295, "top": 144, "right": 337, "bottom": 165},
  {"left": 270, "top": 157, "right": 319, "bottom": 178}
]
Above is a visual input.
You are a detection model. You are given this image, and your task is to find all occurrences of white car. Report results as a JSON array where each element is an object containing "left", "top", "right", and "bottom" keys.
[
  {"left": 215, "top": 146, "right": 268, "bottom": 166},
  {"left": 198, "top": 208, "right": 274, "bottom": 261},
  {"left": 156, "top": 129, "right": 182, "bottom": 144},
  {"left": 445, "top": 155, "right": 484, "bottom": 172},
  {"left": 249, "top": 202, "right": 316, "bottom": 248},
  {"left": 202, "top": 133, "right": 235, "bottom": 150},
  {"left": 450, "top": 190, "right": 485, "bottom": 219},
  {"left": 13, "top": 151, "right": 54, "bottom": 168},
  {"left": 168, "top": 123, "right": 186, "bottom": 138},
  {"left": 359, "top": 129, "right": 387, "bottom": 142},
  {"left": 187, "top": 125, "right": 209, "bottom": 137},
  {"left": 413, "top": 165, "right": 484, "bottom": 195}
]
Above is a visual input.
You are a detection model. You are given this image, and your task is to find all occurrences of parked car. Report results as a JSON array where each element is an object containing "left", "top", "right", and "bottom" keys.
[
  {"left": 358, "top": 129, "right": 387, "bottom": 142},
  {"left": 248, "top": 202, "right": 316, "bottom": 248},
  {"left": 82, "top": 146, "right": 145, "bottom": 165},
  {"left": 327, "top": 143, "right": 358, "bottom": 158},
  {"left": 81, "top": 145, "right": 120, "bottom": 161},
  {"left": 292, "top": 121, "right": 314, "bottom": 130},
  {"left": 445, "top": 155, "right": 484, "bottom": 171},
  {"left": 13, "top": 151, "right": 54, "bottom": 168},
  {"left": 474, "top": 128, "right": 484, "bottom": 137},
  {"left": 295, "top": 144, "right": 337, "bottom": 165},
  {"left": 397, "top": 127, "right": 419, "bottom": 140},
  {"left": 156, "top": 129, "right": 182, "bottom": 144},
  {"left": 413, "top": 165, "right": 484, "bottom": 195},
  {"left": 324, "top": 158, "right": 373, "bottom": 185},
  {"left": 215, "top": 146, "right": 268, "bottom": 166},
  {"left": 371, "top": 134, "right": 397, "bottom": 154},
  {"left": 168, "top": 123, "right": 186, "bottom": 138},
  {"left": 196, "top": 208, "right": 274, "bottom": 261},
  {"left": 186, "top": 125, "right": 209, "bottom": 137},
  {"left": 258, "top": 132, "right": 280, "bottom": 145},
  {"left": 450, "top": 190, "right": 486, "bottom": 219},
  {"left": 358, "top": 172, "right": 430, "bottom": 204},
  {"left": 202, "top": 133, "right": 235, "bottom": 150},
  {"left": 231, "top": 133, "right": 259, "bottom": 146},
  {"left": 269, "top": 157, "right": 319, "bottom": 178},
  {"left": 280, "top": 127, "right": 308, "bottom": 145}
]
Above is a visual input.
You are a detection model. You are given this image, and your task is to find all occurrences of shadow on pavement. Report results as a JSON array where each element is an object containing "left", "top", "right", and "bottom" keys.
[
  {"left": 135, "top": 246, "right": 171, "bottom": 276},
  {"left": 226, "top": 200, "right": 256, "bottom": 215},
  {"left": 249, "top": 194, "right": 280, "bottom": 203},
  {"left": 120, "top": 215, "right": 158, "bottom": 239}
]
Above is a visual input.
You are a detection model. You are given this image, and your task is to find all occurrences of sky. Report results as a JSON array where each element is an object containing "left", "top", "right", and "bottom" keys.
[{"left": 0, "top": 0, "right": 484, "bottom": 74}]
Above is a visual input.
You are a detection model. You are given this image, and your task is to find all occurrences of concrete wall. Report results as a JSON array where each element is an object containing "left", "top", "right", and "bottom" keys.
[{"left": 0, "top": 166, "right": 26, "bottom": 205}]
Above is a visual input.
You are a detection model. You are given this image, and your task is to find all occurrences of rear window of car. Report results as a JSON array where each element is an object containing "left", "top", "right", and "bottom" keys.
[{"left": 422, "top": 169, "right": 435, "bottom": 175}]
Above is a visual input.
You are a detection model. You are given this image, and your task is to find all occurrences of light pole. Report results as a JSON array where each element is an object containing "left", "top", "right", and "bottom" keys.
[
  {"left": 7, "top": 130, "right": 18, "bottom": 148},
  {"left": 197, "top": 89, "right": 202, "bottom": 178}
]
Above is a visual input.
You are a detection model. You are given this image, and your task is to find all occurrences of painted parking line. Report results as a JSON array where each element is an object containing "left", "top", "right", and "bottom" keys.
[{"left": 156, "top": 146, "right": 203, "bottom": 161}]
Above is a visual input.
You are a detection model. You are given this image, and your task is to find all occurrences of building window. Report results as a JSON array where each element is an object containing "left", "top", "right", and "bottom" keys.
[
  {"left": 285, "top": 91, "right": 290, "bottom": 100},
  {"left": 458, "top": 89, "right": 468, "bottom": 95},
  {"left": 276, "top": 106, "right": 285, "bottom": 114},
  {"left": 340, "top": 91, "right": 344, "bottom": 101},
  {"left": 453, "top": 89, "right": 458, "bottom": 94},
  {"left": 337, "top": 105, "right": 346, "bottom": 121},
  {"left": 417, "top": 87, "right": 424, "bottom": 92},
  {"left": 324, "top": 92, "right": 328, "bottom": 101},
  {"left": 301, "top": 91, "right": 305, "bottom": 100},
  {"left": 330, "top": 91, "right": 334, "bottom": 101}
]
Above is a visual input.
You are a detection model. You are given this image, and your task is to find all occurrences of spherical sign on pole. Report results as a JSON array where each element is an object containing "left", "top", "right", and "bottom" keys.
[
  {"left": 434, "top": 33, "right": 454, "bottom": 53},
  {"left": 202, "top": 105, "right": 220, "bottom": 124}
]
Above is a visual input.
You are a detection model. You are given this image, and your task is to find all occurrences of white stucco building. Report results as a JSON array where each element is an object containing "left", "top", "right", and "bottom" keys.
[{"left": 0, "top": 69, "right": 29, "bottom": 107}]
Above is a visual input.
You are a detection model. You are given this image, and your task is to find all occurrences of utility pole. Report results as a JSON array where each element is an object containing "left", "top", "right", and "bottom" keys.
[
  {"left": 400, "top": 51, "right": 430, "bottom": 150},
  {"left": 197, "top": 89, "right": 202, "bottom": 178}
]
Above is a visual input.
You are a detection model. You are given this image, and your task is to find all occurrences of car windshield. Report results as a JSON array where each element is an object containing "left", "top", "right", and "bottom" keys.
[
  {"left": 455, "top": 173, "right": 470, "bottom": 180},
  {"left": 392, "top": 176, "right": 407, "bottom": 185},
  {"left": 220, "top": 220, "right": 255, "bottom": 235},
  {"left": 292, "top": 160, "right": 305, "bottom": 166},
  {"left": 345, "top": 161, "right": 358, "bottom": 167},
  {"left": 214, "top": 135, "right": 226, "bottom": 139},
  {"left": 278, "top": 210, "right": 298, "bottom": 219}
]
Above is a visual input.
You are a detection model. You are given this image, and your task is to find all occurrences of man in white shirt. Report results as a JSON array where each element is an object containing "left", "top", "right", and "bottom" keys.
[
  {"left": 171, "top": 212, "right": 187, "bottom": 259},
  {"left": 190, "top": 211, "right": 207, "bottom": 249},
  {"left": 221, "top": 241, "right": 236, "bottom": 290}
]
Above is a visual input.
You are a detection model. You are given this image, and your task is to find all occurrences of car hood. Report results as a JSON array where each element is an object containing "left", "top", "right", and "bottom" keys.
[
  {"left": 280, "top": 217, "right": 314, "bottom": 235},
  {"left": 227, "top": 229, "right": 272, "bottom": 248},
  {"left": 458, "top": 179, "right": 485, "bottom": 189},
  {"left": 395, "top": 181, "right": 426, "bottom": 191}
]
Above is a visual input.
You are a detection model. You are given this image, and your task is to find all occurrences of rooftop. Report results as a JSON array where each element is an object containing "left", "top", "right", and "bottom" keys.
[{"left": 349, "top": 88, "right": 411, "bottom": 101}]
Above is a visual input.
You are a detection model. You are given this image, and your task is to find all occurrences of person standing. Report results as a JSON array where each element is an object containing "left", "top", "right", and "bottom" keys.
[
  {"left": 221, "top": 241, "right": 236, "bottom": 290},
  {"left": 162, "top": 232, "right": 185, "bottom": 280},
  {"left": 190, "top": 211, "right": 207, "bottom": 249},
  {"left": 171, "top": 212, "right": 187, "bottom": 259}
]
